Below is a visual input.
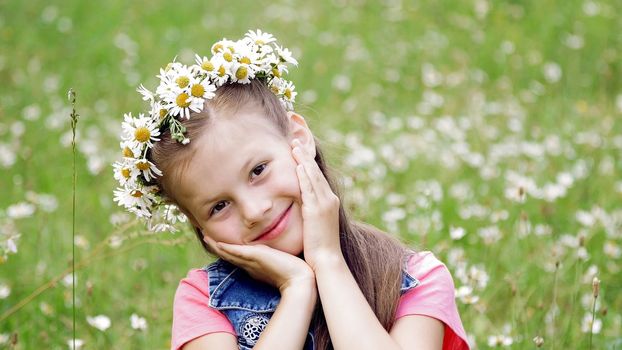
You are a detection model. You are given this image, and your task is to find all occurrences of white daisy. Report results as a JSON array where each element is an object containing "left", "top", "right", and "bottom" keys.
[
  {"left": 134, "top": 158, "right": 163, "bottom": 182},
  {"left": 211, "top": 38, "right": 237, "bottom": 55},
  {"left": 246, "top": 29, "right": 276, "bottom": 46},
  {"left": 119, "top": 140, "right": 137, "bottom": 159},
  {"left": 234, "top": 44, "right": 262, "bottom": 70},
  {"left": 121, "top": 113, "right": 161, "bottom": 151},
  {"left": 162, "top": 89, "right": 204, "bottom": 119},
  {"left": 113, "top": 186, "right": 157, "bottom": 217},
  {"left": 279, "top": 79, "right": 297, "bottom": 108},
  {"left": 230, "top": 61, "right": 256, "bottom": 84},
  {"left": 270, "top": 62, "right": 289, "bottom": 78},
  {"left": 188, "top": 77, "right": 217, "bottom": 101},
  {"left": 136, "top": 84, "right": 154, "bottom": 102},
  {"left": 113, "top": 160, "right": 140, "bottom": 186},
  {"left": 194, "top": 54, "right": 217, "bottom": 76},
  {"left": 149, "top": 100, "right": 168, "bottom": 123},
  {"left": 155, "top": 62, "right": 191, "bottom": 98},
  {"left": 275, "top": 45, "right": 298, "bottom": 65},
  {"left": 210, "top": 56, "right": 232, "bottom": 86},
  {"left": 163, "top": 204, "right": 187, "bottom": 224},
  {"left": 253, "top": 52, "right": 276, "bottom": 74}
]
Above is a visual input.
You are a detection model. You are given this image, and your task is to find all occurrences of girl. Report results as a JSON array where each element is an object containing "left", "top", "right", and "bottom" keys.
[{"left": 113, "top": 30, "right": 469, "bottom": 350}]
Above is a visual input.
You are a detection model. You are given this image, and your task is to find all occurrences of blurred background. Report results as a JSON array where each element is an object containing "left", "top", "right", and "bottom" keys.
[{"left": 1, "top": 0, "right": 621, "bottom": 348}]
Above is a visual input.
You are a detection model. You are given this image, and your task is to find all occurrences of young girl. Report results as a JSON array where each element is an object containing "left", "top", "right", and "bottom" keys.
[{"left": 113, "top": 30, "right": 469, "bottom": 350}]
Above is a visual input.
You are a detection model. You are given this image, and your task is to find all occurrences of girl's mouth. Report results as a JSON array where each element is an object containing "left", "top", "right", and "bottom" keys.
[{"left": 254, "top": 203, "right": 293, "bottom": 242}]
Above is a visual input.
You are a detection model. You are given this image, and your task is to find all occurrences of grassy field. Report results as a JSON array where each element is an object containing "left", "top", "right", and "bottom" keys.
[{"left": 1, "top": 0, "right": 621, "bottom": 348}]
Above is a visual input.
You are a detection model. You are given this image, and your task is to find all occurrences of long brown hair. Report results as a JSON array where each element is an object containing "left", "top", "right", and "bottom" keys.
[{"left": 148, "top": 80, "right": 410, "bottom": 349}]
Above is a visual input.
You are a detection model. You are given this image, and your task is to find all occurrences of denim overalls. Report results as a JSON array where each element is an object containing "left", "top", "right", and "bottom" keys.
[{"left": 205, "top": 257, "right": 420, "bottom": 350}]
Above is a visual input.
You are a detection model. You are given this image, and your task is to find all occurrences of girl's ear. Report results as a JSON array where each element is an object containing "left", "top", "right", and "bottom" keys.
[{"left": 287, "top": 111, "right": 316, "bottom": 158}]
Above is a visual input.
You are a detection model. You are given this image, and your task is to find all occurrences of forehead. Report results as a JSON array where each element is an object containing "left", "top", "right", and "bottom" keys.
[{"left": 175, "top": 111, "right": 286, "bottom": 201}]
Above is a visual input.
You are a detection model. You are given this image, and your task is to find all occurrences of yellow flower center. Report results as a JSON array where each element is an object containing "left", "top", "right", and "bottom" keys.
[
  {"left": 272, "top": 67, "right": 281, "bottom": 78},
  {"left": 159, "top": 108, "right": 167, "bottom": 120},
  {"left": 236, "top": 66, "right": 248, "bottom": 80},
  {"left": 212, "top": 43, "right": 223, "bottom": 53},
  {"left": 191, "top": 84, "right": 205, "bottom": 97},
  {"left": 121, "top": 168, "right": 131, "bottom": 178},
  {"left": 201, "top": 61, "right": 214, "bottom": 71},
  {"left": 256, "top": 40, "right": 265, "bottom": 45},
  {"left": 123, "top": 147, "right": 134, "bottom": 158},
  {"left": 218, "top": 65, "right": 226, "bottom": 77},
  {"left": 223, "top": 52, "right": 233, "bottom": 62},
  {"left": 176, "top": 76, "right": 190, "bottom": 88},
  {"left": 240, "top": 56, "right": 251, "bottom": 64},
  {"left": 284, "top": 88, "right": 292, "bottom": 99},
  {"left": 134, "top": 127, "right": 151, "bottom": 143},
  {"left": 131, "top": 190, "right": 143, "bottom": 198},
  {"left": 136, "top": 161, "right": 150, "bottom": 171},
  {"left": 270, "top": 85, "right": 279, "bottom": 94},
  {"left": 176, "top": 93, "right": 191, "bottom": 108}
]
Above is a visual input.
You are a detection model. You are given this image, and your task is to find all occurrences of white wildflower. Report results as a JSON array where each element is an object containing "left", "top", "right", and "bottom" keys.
[
  {"left": 0, "top": 283, "right": 10, "bottom": 299},
  {"left": 581, "top": 313, "right": 602, "bottom": 334},
  {"left": 62, "top": 273, "right": 75, "bottom": 287},
  {"left": 450, "top": 226, "right": 466, "bottom": 240},
  {"left": 543, "top": 62, "right": 562, "bottom": 83},
  {"left": 67, "top": 338, "right": 84, "bottom": 350},
  {"left": 6, "top": 202, "right": 36, "bottom": 219},
  {"left": 130, "top": 313, "right": 148, "bottom": 330},
  {"left": 487, "top": 334, "right": 514, "bottom": 347},
  {"left": 87, "top": 315, "right": 111, "bottom": 331}
]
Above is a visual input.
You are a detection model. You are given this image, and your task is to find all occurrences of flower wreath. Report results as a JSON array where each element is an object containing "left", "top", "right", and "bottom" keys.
[{"left": 112, "top": 29, "right": 298, "bottom": 232}]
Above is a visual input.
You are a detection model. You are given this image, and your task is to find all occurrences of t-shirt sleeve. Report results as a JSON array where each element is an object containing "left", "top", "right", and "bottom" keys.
[
  {"left": 171, "top": 269, "right": 236, "bottom": 350},
  {"left": 395, "top": 251, "right": 470, "bottom": 350}
]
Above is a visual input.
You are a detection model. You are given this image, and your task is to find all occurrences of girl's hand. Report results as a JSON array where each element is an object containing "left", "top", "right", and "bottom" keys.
[
  {"left": 203, "top": 235, "right": 316, "bottom": 294},
  {"left": 291, "top": 139, "right": 342, "bottom": 270}
]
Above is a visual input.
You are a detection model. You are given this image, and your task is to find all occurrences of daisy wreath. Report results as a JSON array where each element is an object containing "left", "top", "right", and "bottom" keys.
[{"left": 112, "top": 29, "right": 299, "bottom": 232}]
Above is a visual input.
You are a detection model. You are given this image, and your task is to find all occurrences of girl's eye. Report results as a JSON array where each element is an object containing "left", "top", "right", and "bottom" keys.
[
  {"left": 251, "top": 163, "right": 267, "bottom": 178},
  {"left": 209, "top": 163, "right": 267, "bottom": 217},
  {"left": 210, "top": 201, "right": 228, "bottom": 216}
]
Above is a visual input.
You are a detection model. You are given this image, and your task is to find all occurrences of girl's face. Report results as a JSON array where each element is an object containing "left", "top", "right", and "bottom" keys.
[{"left": 174, "top": 108, "right": 314, "bottom": 256}]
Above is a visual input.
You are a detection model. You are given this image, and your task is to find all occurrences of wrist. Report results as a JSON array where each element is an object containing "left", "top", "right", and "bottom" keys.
[
  {"left": 280, "top": 278, "right": 317, "bottom": 304},
  {"left": 309, "top": 250, "right": 346, "bottom": 274}
]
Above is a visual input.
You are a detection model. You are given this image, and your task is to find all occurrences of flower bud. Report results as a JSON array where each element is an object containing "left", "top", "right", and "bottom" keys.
[
  {"left": 592, "top": 277, "right": 600, "bottom": 298},
  {"left": 533, "top": 336, "right": 544, "bottom": 347}
]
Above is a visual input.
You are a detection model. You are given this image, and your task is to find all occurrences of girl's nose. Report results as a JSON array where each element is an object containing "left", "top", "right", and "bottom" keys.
[{"left": 240, "top": 197, "right": 272, "bottom": 228}]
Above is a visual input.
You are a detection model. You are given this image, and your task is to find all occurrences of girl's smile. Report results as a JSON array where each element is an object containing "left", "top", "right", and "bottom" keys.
[{"left": 253, "top": 202, "right": 293, "bottom": 242}]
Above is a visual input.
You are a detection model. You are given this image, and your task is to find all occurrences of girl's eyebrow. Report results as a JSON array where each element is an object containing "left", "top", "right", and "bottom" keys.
[{"left": 200, "top": 155, "right": 258, "bottom": 207}]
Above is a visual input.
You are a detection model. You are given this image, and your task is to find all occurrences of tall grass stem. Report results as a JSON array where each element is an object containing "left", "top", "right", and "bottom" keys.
[{"left": 68, "top": 89, "right": 79, "bottom": 349}]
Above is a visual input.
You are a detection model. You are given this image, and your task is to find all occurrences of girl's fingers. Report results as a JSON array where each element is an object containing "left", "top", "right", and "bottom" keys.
[
  {"left": 296, "top": 163, "right": 318, "bottom": 204},
  {"left": 219, "top": 242, "right": 252, "bottom": 259},
  {"left": 292, "top": 143, "right": 332, "bottom": 199},
  {"left": 204, "top": 235, "right": 253, "bottom": 266}
]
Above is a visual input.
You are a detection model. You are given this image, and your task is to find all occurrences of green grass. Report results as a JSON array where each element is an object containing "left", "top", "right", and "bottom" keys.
[{"left": 1, "top": 0, "right": 621, "bottom": 348}]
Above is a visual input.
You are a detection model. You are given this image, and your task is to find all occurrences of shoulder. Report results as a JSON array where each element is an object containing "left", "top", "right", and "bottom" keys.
[
  {"left": 397, "top": 251, "right": 471, "bottom": 350},
  {"left": 400, "top": 251, "right": 457, "bottom": 313},
  {"left": 405, "top": 251, "right": 455, "bottom": 289},
  {"left": 171, "top": 268, "right": 236, "bottom": 350},
  {"left": 174, "top": 269, "right": 210, "bottom": 303}
]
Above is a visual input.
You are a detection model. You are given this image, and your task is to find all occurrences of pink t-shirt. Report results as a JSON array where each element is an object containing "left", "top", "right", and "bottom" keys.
[{"left": 171, "top": 251, "right": 469, "bottom": 350}]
